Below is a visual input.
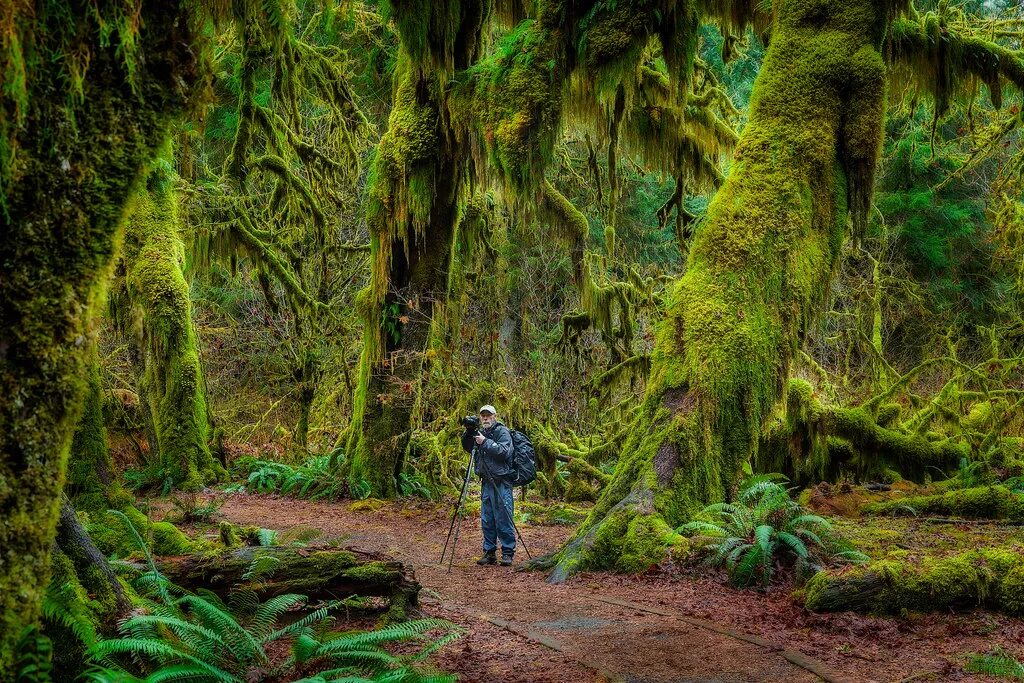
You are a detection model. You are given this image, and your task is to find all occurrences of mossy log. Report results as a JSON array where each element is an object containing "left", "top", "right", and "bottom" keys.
[
  {"left": 0, "top": 4, "right": 205, "bottom": 674},
  {"left": 804, "top": 548, "right": 1024, "bottom": 616},
  {"left": 155, "top": 546, "right": 420, "bottom": 617},
  {"left": 865, "top": 485, "right": 1024, "bottom": 521}
]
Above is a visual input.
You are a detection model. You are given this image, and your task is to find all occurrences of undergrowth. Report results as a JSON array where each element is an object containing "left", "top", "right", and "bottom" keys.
[
  {"left": 679, "top": 475, "right": 868, "bottom": 588},
  {"left": 82, "top": 512, "right": 461, "bottom": 683}
]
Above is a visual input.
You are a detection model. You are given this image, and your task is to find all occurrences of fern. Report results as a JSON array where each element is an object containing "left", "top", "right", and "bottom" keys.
[
  {"left": 965, "top": 650, "right": 1024, "bottom": 679},
  {"left": 678, "top": 474, "right": 866, "bottom": 588},
  {"left": 90, "top": 495, "right": 460, "bottom": 682}
]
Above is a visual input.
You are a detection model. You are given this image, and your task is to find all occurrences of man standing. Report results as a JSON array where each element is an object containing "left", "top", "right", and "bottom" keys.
[{"left": 463, "top": 405, "right": 516, "bottom": 566}]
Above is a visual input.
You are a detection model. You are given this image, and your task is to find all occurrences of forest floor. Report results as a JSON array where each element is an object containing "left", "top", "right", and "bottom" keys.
[{"left": 171, "top": 492, "right": 1024, "bottom": 683}]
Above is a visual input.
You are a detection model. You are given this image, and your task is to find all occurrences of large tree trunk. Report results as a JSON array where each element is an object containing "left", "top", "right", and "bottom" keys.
[
  {"left": 123, "top": 167, "right": 225, "bottom": 490},
  {"left": 0, "top": 5, "right": 204, "bottom": 674},
  {"left": 345, "top": 4, "right": 484, "bottom": 496},
  {"left": 542, "top": 0, "right": 890, "bottom": 580}
]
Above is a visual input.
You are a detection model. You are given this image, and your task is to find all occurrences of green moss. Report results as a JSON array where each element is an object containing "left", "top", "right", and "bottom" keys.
[
  {"left": 123, "top": 164, "right": 224, "bottom": 491},
  {"left": 547, "top": 0, "right": 895, "bottom": 580},
  {"left": 219, "top": 521, "right": 241, "bottom": 548},
  {"left": 342, "top": 561, "right": 402, "bottom": 583},
  {"left": 350, "top": 498, "right": 388, "bottom": 512},
  {"left": 866, "top": 486, "right": 1024, "bottom": 521},
  {"left": 1000, "top": 565, "right": 1024, "bottom": 616},
  {"left": 805, "top": 547, "right": 1024, "bottom": 616},
  {"left": 564, "top": 477, "right": 599, "bottom": 503},
  {"left": 150, "top": 521, "right": 200, "bottom": 556},
  {"left": 617, "top": 514, "right": 689, "bottom": 574}
]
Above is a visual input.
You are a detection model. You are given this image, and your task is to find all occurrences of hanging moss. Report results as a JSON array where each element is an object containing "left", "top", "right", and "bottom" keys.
[
  {"left": 755, "top": 378, "right": 966, "bottom": 484},
  {"left": 347, "top": 25, "right": 475, "bottom": 497},
  {"left": 123, "top": 164, "right": 225, "bottom": 491}
]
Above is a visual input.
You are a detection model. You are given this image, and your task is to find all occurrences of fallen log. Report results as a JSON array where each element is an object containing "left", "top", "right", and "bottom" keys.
[
  {"left": 155, "top": 545, "right": 420, "bottom": 619},
  {"left": 804, "top": 548, "right": 1024, "bottom": 616}
]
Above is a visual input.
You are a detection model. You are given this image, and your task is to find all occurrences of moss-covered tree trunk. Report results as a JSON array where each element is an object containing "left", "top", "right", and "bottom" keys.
[
  {"left": 544, "top": 0, "right": 891, "bottom": 580},
  {"left": 0, "top": 4, "right": 203, "bottom": 674},
  {"left": 123, "top": 168, "right": 225, "bottom": 490},
  {"left": 346, "top": 0, "right": 486, "bottom": 496}
]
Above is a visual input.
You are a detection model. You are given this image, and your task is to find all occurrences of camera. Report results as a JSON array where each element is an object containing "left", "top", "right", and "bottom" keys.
[{"left": 460, "top": 414, "right": 481, "bottom": 430}]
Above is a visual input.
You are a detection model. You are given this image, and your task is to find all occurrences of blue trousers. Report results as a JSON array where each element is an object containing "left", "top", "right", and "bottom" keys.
[{"left": 480, "top": 478, "right": 515, "bottom": 555}]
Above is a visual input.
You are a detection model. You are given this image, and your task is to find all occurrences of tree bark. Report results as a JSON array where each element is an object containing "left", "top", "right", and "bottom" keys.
[
  {"left": 0, "top": 5, "right": 204, "bottom": 674},
  {"left": 542, "top": 0, "right": 890, "bottom": 580}
]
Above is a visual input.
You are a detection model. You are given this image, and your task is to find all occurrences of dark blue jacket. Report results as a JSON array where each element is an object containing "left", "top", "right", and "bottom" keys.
[{"left": 463, "top": 421, "right": 514, "bottom": 481}]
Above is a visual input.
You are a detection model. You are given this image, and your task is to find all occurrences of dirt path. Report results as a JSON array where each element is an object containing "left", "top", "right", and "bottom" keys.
[
  {"left": 216, "top": 494, "right": 819, "bottom": 682},
  {"left": 215, "top": 494, "right": 1020, "bottom": 683}
]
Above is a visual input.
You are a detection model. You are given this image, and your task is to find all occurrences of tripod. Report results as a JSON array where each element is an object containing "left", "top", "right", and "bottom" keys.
[{"left": 439, "top": 445, "right": 531, "bottom": 573}]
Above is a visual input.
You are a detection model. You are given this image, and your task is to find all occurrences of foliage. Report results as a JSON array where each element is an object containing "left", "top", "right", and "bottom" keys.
[
  {"left": 679, "top": 476, "right": 867, "bottom": 588},
  {"left": 241, "top": 456, "right": 345, "bottom": 500},
  {"left": 86, "top": 512, "right": 461, "bottom": 683},
  {"left": 966, "top": 648, "right": 1024, "bottom": 679},
  {"left": 397, "top": 473, "right": 433, "bottom": 500}
]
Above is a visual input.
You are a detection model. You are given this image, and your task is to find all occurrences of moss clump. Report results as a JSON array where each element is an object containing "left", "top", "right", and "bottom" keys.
[
  {"left": 865, "top": 486, "right": 1024, "bottom": 521},
  {"left": 564, "top": 477, "right": 599, "bottom": 503},
  {"left": 1000, "top": 565, "right": 1024, "bottom": 616},
  {"left": 342, "top": 561, "right": 403, "bottom": 584},
  {"left": 151, "top": 521, "right": 200, "bottom": 556},
  {"left": 122, "top": 165, "right": 224, "bottom": 491},
  {"left": 805, "top": 547, "right": 1024, "bottom": 616},
  {"left": 618, "top": 514, "right": 689, "bottom": 574},
  {"left": 350, "top": 498, "right": 388, "bottom": 512}
]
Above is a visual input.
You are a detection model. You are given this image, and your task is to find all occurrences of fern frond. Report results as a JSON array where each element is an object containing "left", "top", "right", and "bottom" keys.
[{"left": 89, "top": 639, "right": 238, "bottom": 682}]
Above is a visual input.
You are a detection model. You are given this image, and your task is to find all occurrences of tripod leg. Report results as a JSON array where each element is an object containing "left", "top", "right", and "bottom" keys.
[
  {"left": 439, "top": 454, "right": 474, "bottom": 565},
  {"left": 510, "top": 516, "right": 532, "bottom": 560},
  {"left": 446, "top": 450, "right": 474, "bottom": 573},
  {"left": 447, "top": 500, "right": 463, "bottom": 574}
]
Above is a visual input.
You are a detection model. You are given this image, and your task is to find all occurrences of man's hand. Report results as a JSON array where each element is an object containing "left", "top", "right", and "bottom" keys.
[{"left": 474, "top": 432, "right": 486, "bottom": 445}]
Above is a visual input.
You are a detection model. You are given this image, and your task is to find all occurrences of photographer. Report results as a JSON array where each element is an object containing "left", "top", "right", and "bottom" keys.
[{"left": 461, "top": 405, "right": 516, "bottom": 566}]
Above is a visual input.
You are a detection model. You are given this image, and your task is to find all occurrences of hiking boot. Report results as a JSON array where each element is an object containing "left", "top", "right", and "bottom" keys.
[
  {"left": 499, "top": 553, "right": 514, "bottom": 567},
  {"left": 476, "top": 551, "right": 496, "bottom": 566}
]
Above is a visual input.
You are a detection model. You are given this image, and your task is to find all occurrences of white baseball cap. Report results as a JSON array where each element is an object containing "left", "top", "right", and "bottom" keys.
[{"left": 478, "top": 404, "right": 496, "bottom": 415}]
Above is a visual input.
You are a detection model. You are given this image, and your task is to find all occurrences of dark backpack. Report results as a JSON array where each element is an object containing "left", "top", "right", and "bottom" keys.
[{"left": 508, "top": 429, "right": 537, "bottom": 487}]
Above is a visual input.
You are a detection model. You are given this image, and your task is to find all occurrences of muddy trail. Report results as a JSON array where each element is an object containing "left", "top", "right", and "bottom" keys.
[{"left": 213, "top": 494, "right": 1022, "bottom": 683}]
